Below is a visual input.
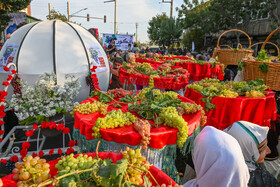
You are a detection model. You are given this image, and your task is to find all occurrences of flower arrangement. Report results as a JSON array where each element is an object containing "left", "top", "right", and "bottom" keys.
[{"left": 10, "top": 72, "right": 81, "bottom": 125}]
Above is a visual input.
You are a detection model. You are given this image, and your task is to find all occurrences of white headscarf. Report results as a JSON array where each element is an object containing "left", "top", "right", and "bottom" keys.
[
  {"left": 184, "top": 126, "right": 249, "bottom": 187},
  {"left": 224, "top": 121, "right": 269, "bottom": 171}
]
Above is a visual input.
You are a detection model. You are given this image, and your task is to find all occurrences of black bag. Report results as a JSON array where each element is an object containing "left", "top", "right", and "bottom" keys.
[{"left": 248, "top": 163, "right": 280, "bottom": 187}]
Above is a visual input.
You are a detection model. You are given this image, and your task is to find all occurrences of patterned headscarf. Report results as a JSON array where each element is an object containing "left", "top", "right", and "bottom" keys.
[{"left": 224, "top": 121, "right": 269, "bottom": 171}]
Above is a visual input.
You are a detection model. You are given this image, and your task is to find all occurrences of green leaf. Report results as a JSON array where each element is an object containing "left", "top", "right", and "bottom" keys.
[
  {"left": 90, "top": 91, "right": 114, "bottom": 103},
  {"left": 19, "top": 116, "right": 36, "bottom": 126},
  {"left": 110, "top": 159, "right": 128, "bottom": 179},
  {"left": 98, "top": 165, "right": 111, "bottom": 178},
  {"left": 210, "top": 61, "right": 217, "bottom": 68},
  {"left": 237, "top": 61, "right": 244, "bottom": 71},
  {"left": 55, "top": 106, "right": 63, "bottom": 113},
  {"left": 22, "top": 104, "right": 31, "bottom": 110},
  {"left": 258, "top": 63, "right": 269, "bottom": 73},
  {"left": 119, "top": 95, "right": 137, "bottom": 103}
]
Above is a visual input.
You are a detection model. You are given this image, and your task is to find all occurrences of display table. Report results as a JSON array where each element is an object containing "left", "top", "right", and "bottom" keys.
[
  {"left": 185, "top": 88, "right": 277, "bottom": 130},
  {"left": 119, "top": 68, "right": 189, "bottom": 90},
  {"left": 0, "top": 152, "right": 177, "bottom": 187},
  {"left": 173, "top": 62, "right": 224, "bottom": 81},
  {"left": 73, "top": 95, "right": 201, "bottom": 182},
  {"left": 135, "top": 58, "right": 224, "bottom": 81}
]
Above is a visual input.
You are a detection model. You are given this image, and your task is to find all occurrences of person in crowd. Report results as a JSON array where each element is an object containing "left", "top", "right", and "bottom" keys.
[
  {"left": 224, "top": 121, "right": 279, "bottom": 186},
  {"left": 196, "top": 54, "right": 205, "bottom": 61},
  {"left": 124, "top": 52, "right": 136, "bottom": 63},
  {"left": 109, "top": 57, "right": 123, "bottom": 89},
  {"left": 186, "top": 52, "right": 193, "bottom": 58},
  {"left": 116, "top": 49, "right": 122, "bottom": 57},
  {"left": 183, "top": 126, "right": 250, "bottom": 187},
  {"left": 146, "top": 52, "right": 155, "bottom": 58},
  {"left": 107, "top": 39, "right": 117, "bottom": 55}
]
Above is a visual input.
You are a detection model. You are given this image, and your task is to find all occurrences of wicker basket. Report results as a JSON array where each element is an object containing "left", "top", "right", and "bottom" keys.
[
  {"left": 216, "top": 29, "right": 254, "bottom": 66},
  {"left": 243, "top": 27, "right": 280, "bottom": 91}
]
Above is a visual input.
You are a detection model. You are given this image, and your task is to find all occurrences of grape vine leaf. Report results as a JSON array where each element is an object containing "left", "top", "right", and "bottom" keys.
[
  {"left": 90, "top": 91, "right": 114, "bottom": 103},
  {"left": 258, "top": 63, "right": 269, "bottom": 73},
  {"left": 110, "top": 159, "right": 128, "bottom": 179}
]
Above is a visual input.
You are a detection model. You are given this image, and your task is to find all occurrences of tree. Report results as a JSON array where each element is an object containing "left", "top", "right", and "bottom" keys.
[
  {"left": 0, "top": 0, "right": 31, "bottom": 40},
  {"left": 147, "top": 14, "right": 182, "bottom": 48},
  {"left": 178, "top": 0, "right": 273, "bottom": 46},
  {"left": 182, "top": 29, "right": 205, "bottom": 51},
  {"left": 46, "top": 9, "right": 67, "bottom": 21},
  {"left": 147, "top": 14, "right": 168, "bottom": 44}
]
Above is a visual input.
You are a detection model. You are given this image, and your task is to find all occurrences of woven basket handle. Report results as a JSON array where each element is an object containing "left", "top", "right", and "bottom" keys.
[
  {"left": 217, "top": 29, "right": 251, "bottom": 49},
  {"left": 252, "top": 42, "right": 280, "bottom": 56},
  {"left": 261, "top": 27, "right": 280, "bottom": 51}
]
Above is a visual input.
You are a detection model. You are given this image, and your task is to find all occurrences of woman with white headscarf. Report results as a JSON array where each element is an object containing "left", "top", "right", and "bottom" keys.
[
  {"left": 224, "top": 121, "right": 279, "bottom": 187},
  {"left": 183, "top": 126, "right": 249, "bottom": 187}
]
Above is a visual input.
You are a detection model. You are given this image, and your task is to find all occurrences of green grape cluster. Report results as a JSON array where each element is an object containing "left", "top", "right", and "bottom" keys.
[
  {"left": 154, "top": 91, "right": 178, "bottom": 102},
  {"left": 245, "top": 90, "right": 265, "bottom": 98},
  {"left": 159, "top": 107, "right": 188, "bottom": 147},
  {"left": 93, "top": 109, "right": 138, "bottom": 139},
  {"left": 218, "top": 89, "right": 238, "bottom": 98},
  {"left": 13, "top": 155, "right": 51, "bottom": 187},
  {"left": 55, "top": 153, "right": 97, "bottom": 173},
  {"left": 149, "top": 74, "right": 159, "bottom": 88},
  {"left": 74, "top": 101, "right": 108, "bottom": 115},
  {"left": 177, "top": 103, "right": 207, "bottom": 126},
  {"left": 188, "top": 83, "right": 203, "bottom": 92},
  {"left": 122, "top": 148, "right": 150, "bottom": 185}
]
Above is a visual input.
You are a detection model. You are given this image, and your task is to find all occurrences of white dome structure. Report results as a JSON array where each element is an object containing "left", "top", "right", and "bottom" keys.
[{"left": 0, "top": 20, "right": 110, "bottom": 102}]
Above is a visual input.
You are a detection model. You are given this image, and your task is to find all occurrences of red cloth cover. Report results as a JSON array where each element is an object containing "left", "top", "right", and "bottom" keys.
[
  {"left": 0, "top": 153, "right": 176, "bottom": 187},
  {"left": 135, "top": 58, "right": 224, "bottom": 81},
  {"left": 74, "top": 95, "right": 201, "bottom": 149},
  {"left": 185, "top": 88, "right": 277, "bottom": 130},
  {"left": 174, "top": 62, "right": 224, "bottom": 81},
  {"left": 119, "top": 68, "right": 189, "bottom": 90}
]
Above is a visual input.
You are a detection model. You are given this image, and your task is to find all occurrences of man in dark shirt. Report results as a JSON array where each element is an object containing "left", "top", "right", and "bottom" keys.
[{"left": 107, "top": 39, "right": 117, "bottom": 55}]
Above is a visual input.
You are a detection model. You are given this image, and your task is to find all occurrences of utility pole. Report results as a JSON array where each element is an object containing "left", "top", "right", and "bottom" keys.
[
  {"left": 162, "top": 0, "right": 173, "bottom": 18},
  {"left": 67, "top": 1, "right": 70, "bottom": 22},
  {"left": 136, "top": 22, "right": 138, "bottom": 43},
  {"left": 48, "top": 3, "right": 51, "bottom": 20},
  {"left": 104, "top": 0, "right": 117, "bottom": 34}
]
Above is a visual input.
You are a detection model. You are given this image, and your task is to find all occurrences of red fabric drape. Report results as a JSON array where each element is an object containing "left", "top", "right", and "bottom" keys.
[
  {"left": 135, "top": 58, "right": 224, "bottom": 81},
  {"left": 119, "top": 68, "right": 189, "bottom": 90},
  {"left": 185, "top": 88, "right": 277, "bottom": 130},
  {"left": 74, "top": 95, "right": 201, "bottom": 149},
  {"left": 0, "top": 153, "right": 176, "bottom": 187}
]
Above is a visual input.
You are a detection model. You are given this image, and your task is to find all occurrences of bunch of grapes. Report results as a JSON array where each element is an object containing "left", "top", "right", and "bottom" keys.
[
  {"left": 159, "top": 107, "right": 188, "bottom": 147},
  {"left": 107, "top": 88, "right": 128, "bottom": 98},
  {"left": 93, "top": 109, "right": 138, "bottom": 138},
  {"left": 74, "top": 101, "right": 108, "bottom": 115},
  {"left": 55, "top": 153, "right": 96, "bottom": 173},
  {"left": 188, "top": 83, "right": 203, "bottom": 92},
  {"left": 177, "top": 103, "right": 207, "bottom": 126},
  {"left": 245, "top": 90, "right": 265, "bottom": 98},
  {"left": 11, "top": 75, "right": 22, "bottom": 96},
  {"left": 12, "top": 155, "right": 51, "bottom": 187},
  {"left": 85, "top": 74, "right": 95, "bottom": 91},
  {"left": 149, "top": 74, "right": 159, "bottom": 88},
  {"left": 153, "top": 91, "right": 178, "bottom": 102},
  {"left": 122, "top": 148, "right": 150, "bottom": 185},
  {"left": 218, "top": 89, "right": 238, "bottom": 98},
  {"left": 134, "top": 119, "right": 151, "bottom": 149}
]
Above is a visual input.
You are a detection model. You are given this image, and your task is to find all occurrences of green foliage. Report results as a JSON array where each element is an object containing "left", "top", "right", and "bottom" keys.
[
  {"left": 238, "top": 61, "right": 244, "bottom": 71},
  {"left": 90, "top": 90, "right": 114, "bottom": 103},
  {"left": 258, "top": 63, "right": 269, "bottom": 73},
  {"left": 147, "top": 14, "right": 182, "bottom": 47},
  {"left": 182, "top": 29, "right": 205, "bottom": 51},
  {"left": 0, "top": 0, "right": 31, "bottom": 40},
  {"left": 256, "top": 50, "right": 270, "bottom": 61},
  {"left": 46, "top": 9, "right": 67, "bottom": 21}
]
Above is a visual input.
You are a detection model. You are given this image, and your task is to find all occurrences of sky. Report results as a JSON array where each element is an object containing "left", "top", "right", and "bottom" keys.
[{"left": 30, "top": 0, "right": 185, "bottom": 43}]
